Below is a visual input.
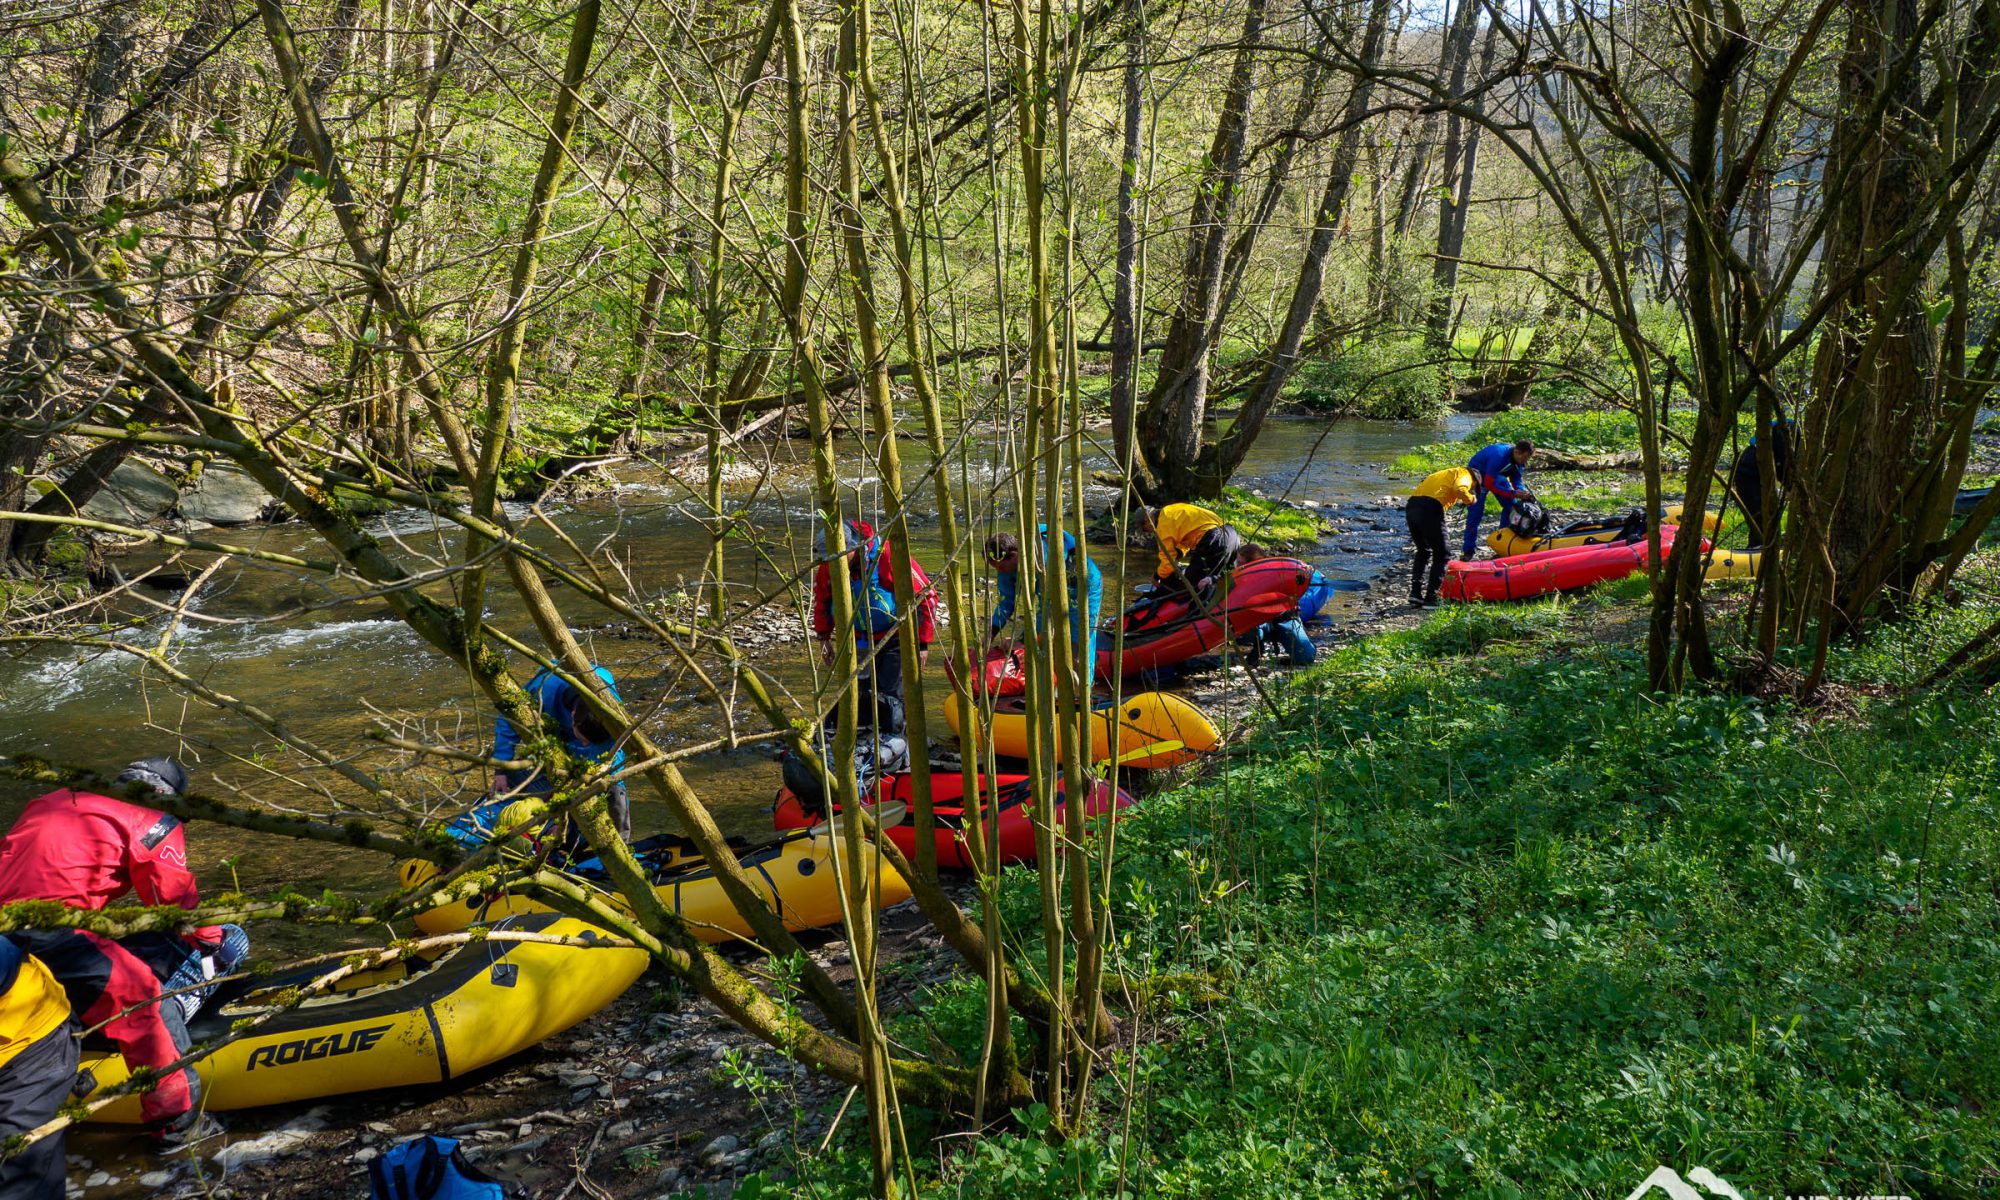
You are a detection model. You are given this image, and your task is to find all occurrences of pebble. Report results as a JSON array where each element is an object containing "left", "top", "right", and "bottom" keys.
[
  {"left": 138, "top": 1172, "right": 175, "bottom": 1189},
  {"left": 722, "top": 1148, "right": 756, "bottom": 1170},
  {"left": 644, "top": 1070, "right": 666, "bottom": 1083},
  {"left": 656, "top": 1166, "right": 685, "bottom": 1189},
  {"left": 620, "top": 1061, "right": 647, "bottom": 1079},
  {"left": 557, "top": 1070, "right": 602, "bottom": 1089},
  {"left": 756, "top": 1130, "right": 787, "bottom": 1152},
  {"left": 698, "top": 1134, "right": 740, "bottom": 1166},
  {"left": 570, "top": 1088, "right": 596, "bottom": 1105},
  {"left": 607, "top": 1120, "right": 638, "bottom": 1140},
  {"left": 83, "top": 1172, "right": 111, "bottom": 1188}
]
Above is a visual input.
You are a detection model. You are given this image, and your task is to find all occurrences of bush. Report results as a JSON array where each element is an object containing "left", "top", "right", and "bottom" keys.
[{"left": 1292, "top": 339, "right": 1446, "bottom": 421}]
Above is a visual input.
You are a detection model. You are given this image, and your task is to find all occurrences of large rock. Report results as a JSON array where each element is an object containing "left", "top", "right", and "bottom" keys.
[
  {"left": 74, "top": 461, "right": 179, "bottom": 525},
  {"left": 180, "top": 464, "right": 273, "bottom": 525}
]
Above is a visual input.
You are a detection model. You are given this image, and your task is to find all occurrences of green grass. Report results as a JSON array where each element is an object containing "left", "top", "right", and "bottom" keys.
[
  {"left": 1212, "top": 486, "right": 1329, "bottom": 549},
  {"left": 773, "top": 567, "right": 2000, "bottom": 1199}
]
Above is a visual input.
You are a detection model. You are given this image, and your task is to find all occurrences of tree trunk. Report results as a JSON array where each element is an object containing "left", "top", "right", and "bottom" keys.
[
  {"left": 1108, "top": 2, "right": 1145, "bottom": 471},
  {"left": 1426, "top": 13, "right": 1495, "bottom": 347},
  {"left": 1199, "top": 0, "right": 1394, "bottom": 489},
  {"left": 1134, "top": 0, "right": 1266, "bottom": 500}
]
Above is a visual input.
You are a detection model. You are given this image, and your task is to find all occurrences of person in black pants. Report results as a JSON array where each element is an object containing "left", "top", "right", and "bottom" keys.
[
  {"left": 1729, "top": 417, "right": 1793, "bottom": 547},
  {"left": 1406, "top": 467, "right": 1479, "bottom": 605}
]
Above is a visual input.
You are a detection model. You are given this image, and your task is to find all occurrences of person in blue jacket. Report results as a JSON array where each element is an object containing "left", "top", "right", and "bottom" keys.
[
  {"left": 491, "top": 662, "right": 630, "bottom": 842},
  {"left": 1462, "top": 439, "right": 1536, "bottom": 558},
  {"left": 986, "top": 526, "right": 1103, "bottom": 693}
]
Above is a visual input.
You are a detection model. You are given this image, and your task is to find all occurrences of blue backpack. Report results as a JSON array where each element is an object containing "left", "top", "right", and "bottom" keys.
[
  {"left": 370, "top": 1136, "right": 526, "bottom": 1200},
  {"left": 849, "top": 541, "right": 899, "bottom": 636}
]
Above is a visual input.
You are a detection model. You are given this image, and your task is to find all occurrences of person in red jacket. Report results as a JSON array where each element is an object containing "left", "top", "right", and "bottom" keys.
[
  {"left": 0, "top": 757, "right": 233, "bottom": 1145},
  {"left": 809, "top": 518, "right": 937, "bottom": 733}
]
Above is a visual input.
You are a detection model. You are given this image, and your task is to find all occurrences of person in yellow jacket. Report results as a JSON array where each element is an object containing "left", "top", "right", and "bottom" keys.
[
  {"left": 1407, "top": 467, "right": 1478, "bottom": 606},
  {"left": 1140, "top": 503, "right": 1243, "bottom": 595},
  {"left": 1, "top": 938, "right": 76, "bottom": 1200}
]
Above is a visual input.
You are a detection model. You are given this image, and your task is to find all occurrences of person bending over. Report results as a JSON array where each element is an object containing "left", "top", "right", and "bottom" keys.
[
  {"left": 986, "top": 526, "right": 1103, "bottom": 693},
  {"left": 1461, "top": 440, "right": 1535, "bottom": 559},
  {"left": 491, "top": 664, "right": 632, "bottom": 843},
  {"left": 1141, "top": 503, "right": 1242, "bottom": 598},
  {"left": 0, "top": 757, "right": 239, "bottom": 1147},
  {"left": 1236, "top": 544, "right": 1316, "bottom": 664}
]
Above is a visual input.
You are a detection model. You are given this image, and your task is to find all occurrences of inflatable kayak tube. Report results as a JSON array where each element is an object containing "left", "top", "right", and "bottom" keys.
[
  {"left": 772, "top": 770, "right": 1132, "bottom": 870},
  {"left": 1957, "top": 486, "right": 1992, "bottom": 515},
  {"left": 943, "top": 689, "right": 1218, "bottom": 769},
  {"left": 399, "top": 813, "right": 910, "bottom": 941},
  {"left": 1446, "top": 529, "right": 1691, "bottom": 602},
  {"left": 1487, "top": 506, "right": 1720, "bottom": 558},
  {"left": 1701, "top": 547, "right": 1765, "bottom": 581},
  {"left": 82, "top": 911, "right": 644, "bottom": 1121},
  {"left": 1100, "top": 556, "right": 1311, "bottom": 676}
]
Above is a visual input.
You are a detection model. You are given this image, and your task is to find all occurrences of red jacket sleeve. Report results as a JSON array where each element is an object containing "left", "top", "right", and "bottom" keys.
[
  {"left": 811, "top": 563, "right": 834, "bottom": 641},
  {"left": 129, "top": 818, "right": 200, "bottom": 911}
]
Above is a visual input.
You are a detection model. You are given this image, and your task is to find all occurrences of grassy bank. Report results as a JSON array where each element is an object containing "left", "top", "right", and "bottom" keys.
[{"left": 767, "top": 561, "right": 2000, "bottom": 1199}]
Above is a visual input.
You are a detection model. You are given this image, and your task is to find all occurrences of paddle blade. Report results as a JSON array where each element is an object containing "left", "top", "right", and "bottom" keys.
[{"left": 809, "top": 799, "right": 910, "bottom": 840}]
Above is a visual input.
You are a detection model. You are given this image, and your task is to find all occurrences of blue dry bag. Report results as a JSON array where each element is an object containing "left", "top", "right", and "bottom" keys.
[{"left": 369, "top": 1136, "right": 527, "bottom": 1200}]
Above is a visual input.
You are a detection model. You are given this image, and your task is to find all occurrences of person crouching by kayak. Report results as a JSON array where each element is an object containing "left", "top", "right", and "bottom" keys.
[
  {"left": 812, "top": 518, "right": 938, "bottom": 733},
  {"left": 986, "top": 526, "right": 1104, "bottom": 692},
  {"left": 1140, "top": 503, "right": 1243, "bottom": 600},
  {"left": 492, "top": 664, "right": 632, "bottom": 843},
  {"left": 0, "top": 757, "right": 239, "bottom": 1148},
  {"left": 1461, "top": 439, "right": 1535, "bottom": 559},
  {"left": 1410, "top": 466, "right": 1478, "bottom": 606},
  {"left": 0, "top": 938, "right": 74, "bottom": 1199},
  {"left": 1235, "top": 544, "right": 1316, "bottom": 665}
]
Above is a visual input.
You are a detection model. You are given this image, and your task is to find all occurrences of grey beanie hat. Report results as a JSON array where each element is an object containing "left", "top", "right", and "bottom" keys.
[{"left": 114, "top": 756, "right": 190, "bottom": 798}]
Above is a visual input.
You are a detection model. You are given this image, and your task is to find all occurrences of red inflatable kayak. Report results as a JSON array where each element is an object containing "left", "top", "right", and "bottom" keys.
[
  {"left": 1445, "top": 528, "right": 1695, "bottom": 602},
  {"left": 772, "top": 770, "right": 1132, "bottom": 870},
  {"left": 1099, "top": 556, "right": 1312, "bottom": 675}
]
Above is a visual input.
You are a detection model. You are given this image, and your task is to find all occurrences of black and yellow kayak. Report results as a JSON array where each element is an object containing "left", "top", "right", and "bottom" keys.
[
  {"left": 82, "top": 912, "right": 645, "bottom": 1121},
  {"left": 1487, "top": 504, "right": 1721, "bottom": 558},
  {"left": 399, "top": 818, "right": 910, "bottom": 942},
  {"left": 943, "top": 689, "right": 1219, "bottom": 769}
]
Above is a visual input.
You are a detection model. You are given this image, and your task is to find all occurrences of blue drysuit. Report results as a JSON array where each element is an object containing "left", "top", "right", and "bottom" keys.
[
  {"left": 492, "top": 664, "right": 626, "bottom": 781},
  {"left": 1463, "top": 442, "right": 1529, "bottom": 557},
  {"left": 992, "top": 525, "right": 1103, "bottom": 692},
  {"left": 1296, "top": 571, "right": 1335, "bottom": 623}
]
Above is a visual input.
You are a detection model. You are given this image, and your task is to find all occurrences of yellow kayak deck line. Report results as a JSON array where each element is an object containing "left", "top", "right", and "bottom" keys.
[
  {"left": 82, "top": 912, "right": 644, "bottom": 1122},
  {"left": 945, "top": 689, "right": 1219, "bottom": 769},
  {"left": 399, "top": 824, "right": 910, "bottom": 942}
]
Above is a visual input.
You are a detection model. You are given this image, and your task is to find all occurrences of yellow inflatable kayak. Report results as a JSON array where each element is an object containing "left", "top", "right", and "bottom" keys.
[
  {"left": 82, "top": 912, "right": 644, "bottom": 1121},
  {"left": 1702, "top": 547, "right": 1765, "bottom": 581},
  {"left": 944, "top": 689, "right": 1219, "bottom": 769},
  {"left": 399, "top": 821, "right": 910, "bottom": 942},
  {"left": 1488, "top": 505, "right": 1723, "bottom": 557}
]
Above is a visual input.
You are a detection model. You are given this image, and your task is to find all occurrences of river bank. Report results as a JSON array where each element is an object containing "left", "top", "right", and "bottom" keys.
[{"left": 134, "top": 539, "right": 2000, "bottom": 1200}]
